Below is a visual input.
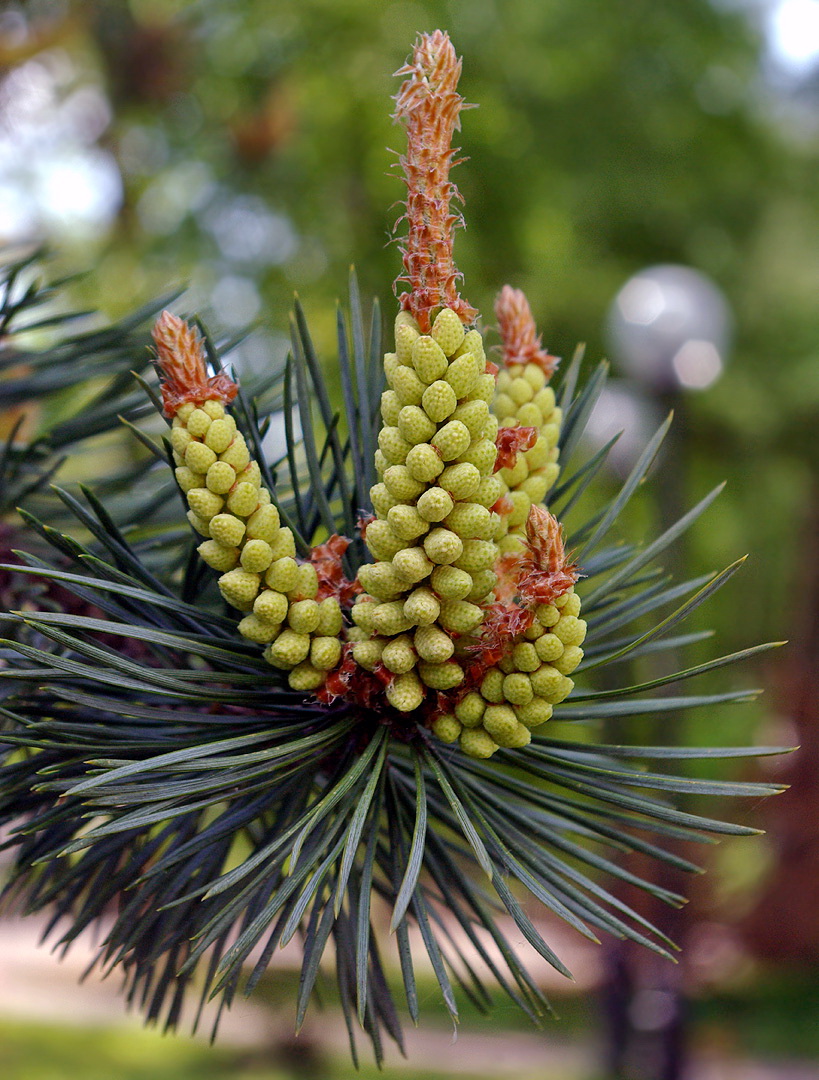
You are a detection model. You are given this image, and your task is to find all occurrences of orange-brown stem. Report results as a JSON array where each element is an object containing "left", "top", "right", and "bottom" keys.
[
  {"left": 392, "top": 30, "right": 478, "bottom": 332},
  {"left": 151, "top": 310, "right": 238, "bottom": 417},
  {"left": 516, "top": 505, "right": 580, "bottom": 607},
  {"left": 495, "top": 285, "right": 558, "bottom": 377},
  {"left": 494, "top": 425, "right": 538, "bottom": 472}
]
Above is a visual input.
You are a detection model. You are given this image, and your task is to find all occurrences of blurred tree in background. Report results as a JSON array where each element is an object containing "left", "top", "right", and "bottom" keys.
[{"left": 2, "top": 0, "right": 818, "bottom": 992}]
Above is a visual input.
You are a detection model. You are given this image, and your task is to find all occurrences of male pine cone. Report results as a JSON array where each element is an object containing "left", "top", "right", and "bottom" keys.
[
  {"left": 431, "top": 585, "right": 586, "bottom": 757},
  {"left": 352, "top": 306, "right": 504, "bottom": 712},
  {"left": 493, "top": 285, "right": 562, "bottom": 551},
  {"left": 154, "top": 312, "right": 343, "bottom": 692}
]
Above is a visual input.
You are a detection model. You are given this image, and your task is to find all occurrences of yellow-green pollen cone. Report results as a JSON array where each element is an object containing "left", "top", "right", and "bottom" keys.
[
  {"left": 492, "top": 285, "right": 563, "bottom": 553},
  {"left": 433, "top": 582, "right": 585, "bottom": 758},
  {"left": 152, "top": 311, "right": 344, "bottom": 693},
  {"left": 353, "top": 306, "right": 502, "bottom": 708}
]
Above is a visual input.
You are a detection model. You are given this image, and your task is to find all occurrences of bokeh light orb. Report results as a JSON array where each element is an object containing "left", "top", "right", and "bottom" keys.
[
  {"left": 606, "top": 264, "right": 732, "bottom": 392},
  {"left": 584, "top": 380, "right": 663, "bottom": 477}
]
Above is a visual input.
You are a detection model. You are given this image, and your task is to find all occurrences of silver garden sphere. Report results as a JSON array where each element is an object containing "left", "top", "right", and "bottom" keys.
[{"left": 606, "top": 264, "right": 732, "bottom": 392}]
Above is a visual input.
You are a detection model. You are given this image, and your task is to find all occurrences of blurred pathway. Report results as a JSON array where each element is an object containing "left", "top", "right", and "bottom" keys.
[
  {"left": 0, "top": 915, "right": 816, "bottom": 1080},
  {"left": 0, "top": 916, "right": 273, "bottom": 1045}
]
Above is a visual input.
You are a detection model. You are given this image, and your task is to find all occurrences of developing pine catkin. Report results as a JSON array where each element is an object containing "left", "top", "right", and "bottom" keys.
[
  {"left": 153, "top": 313, "right": 345, "bottom": 694},
  {"left": 356, "top": 307, "right": 501, "bottom": 708}
]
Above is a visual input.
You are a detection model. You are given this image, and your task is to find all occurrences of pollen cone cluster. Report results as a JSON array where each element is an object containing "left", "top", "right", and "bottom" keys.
[
  {"left": 493, "top": 285, "right": 562, "bottom": 553},
  {"left": 431, "top": 585, "right": 586, "bottom": 757},
  {"left": 151, "top": 29, "right": 587, "bottom": 761},
  {"left": 154, "top": 313, "right": 343, "bottom": 692},
  {"left": 351, "top": 306, "right": 503, "bottom": 712}
]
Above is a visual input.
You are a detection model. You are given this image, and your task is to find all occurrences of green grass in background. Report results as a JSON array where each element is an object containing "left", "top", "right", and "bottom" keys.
[
  {"left": 0, "top": 1019, "right": 598, "bottom": 1080},
  {"left": 2, "top": 969, "right": 818, "bottom": 1080}
]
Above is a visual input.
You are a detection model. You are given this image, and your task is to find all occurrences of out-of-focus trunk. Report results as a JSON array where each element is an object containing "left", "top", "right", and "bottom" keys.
[{"left": 741, "top": 485, "right": 819, "bottom": 961}]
